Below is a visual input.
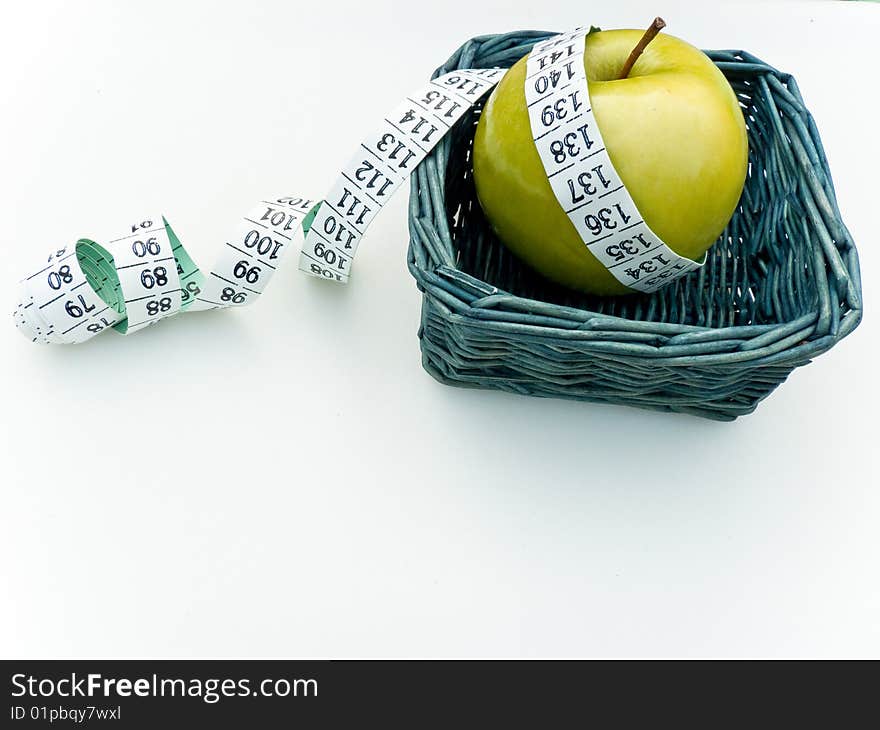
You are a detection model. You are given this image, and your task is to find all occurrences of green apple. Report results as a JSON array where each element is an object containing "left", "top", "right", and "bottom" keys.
[{"left": 473, "top": 28, "right": 748, "bottom": 295}]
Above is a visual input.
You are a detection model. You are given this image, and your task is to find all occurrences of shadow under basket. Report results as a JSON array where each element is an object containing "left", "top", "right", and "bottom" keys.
[{"left": 406, "top": 31, "right": 863, "bottom": 420}]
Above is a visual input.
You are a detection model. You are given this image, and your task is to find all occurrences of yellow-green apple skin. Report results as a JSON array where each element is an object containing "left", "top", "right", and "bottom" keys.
[{"left": 473, "top": 29, "right": 748, "bottom": 295}]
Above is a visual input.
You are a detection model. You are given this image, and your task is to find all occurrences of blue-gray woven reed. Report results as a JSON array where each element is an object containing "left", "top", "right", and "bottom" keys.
[{"left": 406, "top": 31, "right": 862, "bottom": 420}]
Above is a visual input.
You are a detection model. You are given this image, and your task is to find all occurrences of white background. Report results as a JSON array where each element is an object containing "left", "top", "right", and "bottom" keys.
[{"left": 1, "top": 0, "right": 877, "bottom": 659}]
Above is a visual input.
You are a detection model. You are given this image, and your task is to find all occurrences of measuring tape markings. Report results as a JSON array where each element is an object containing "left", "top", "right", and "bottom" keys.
[
  {"left": 525, "top": 28, "right": 702, "bottom": 293},
  {"left": 17, "top": 243, "right": 122, "bottom": 344},
  {"left": 186, "top": 197, "right": 315, "bottom": 312},
  {"left": 103, "top": 218, "right": 182, "bottom": 334},
  {"left": 12, "top": 200, "right": 314, "bottom": 345},
  {"left": 12, "top": 65, "right": 530, "bottom": 343},
  {"left": 297, "top": 67, "right": 506, "bottom": 284}
]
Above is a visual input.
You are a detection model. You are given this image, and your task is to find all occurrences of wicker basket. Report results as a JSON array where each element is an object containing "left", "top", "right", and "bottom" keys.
[{"left": 406, "top": 31, "right": 863, "bottom": 420}]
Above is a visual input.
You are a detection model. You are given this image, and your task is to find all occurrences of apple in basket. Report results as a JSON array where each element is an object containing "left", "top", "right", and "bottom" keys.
[{"left": 472, "top": 19, "right": 748, "bottom": 295}]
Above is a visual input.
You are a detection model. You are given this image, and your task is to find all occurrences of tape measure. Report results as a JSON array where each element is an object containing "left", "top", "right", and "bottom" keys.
[
  {"left": 13, "top": 29, "right": 698, "bottom": 345},
  {"left": 524, "top": 28, "right": 702, "bottom": 292}
]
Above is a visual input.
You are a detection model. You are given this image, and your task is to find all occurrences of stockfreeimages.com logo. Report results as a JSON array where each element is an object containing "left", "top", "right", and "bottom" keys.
[{"left": 11, "top": 673, "right": 318, "bottom": 704}]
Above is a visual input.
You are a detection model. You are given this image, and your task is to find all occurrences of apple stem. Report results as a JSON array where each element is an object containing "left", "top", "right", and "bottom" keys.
[{"left": 616, "top": 17, "right": 667, "bottom": 80}]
